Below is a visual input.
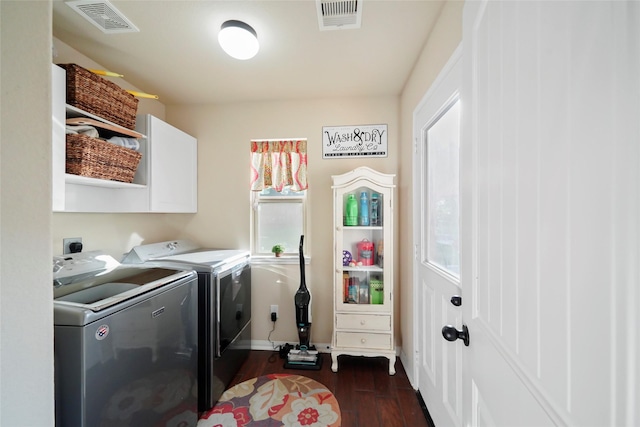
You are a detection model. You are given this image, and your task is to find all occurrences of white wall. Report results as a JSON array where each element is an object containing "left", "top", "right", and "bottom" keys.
[{"left": 0, "top": 1, "right": 55, "bottom": 425}]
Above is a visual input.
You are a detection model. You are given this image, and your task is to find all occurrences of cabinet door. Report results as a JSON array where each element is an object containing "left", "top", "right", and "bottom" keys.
[
  {"left": 52, "top": 64, "right": 66, "bottom": 211},
  {"left": 335, "top": 183, "right": 391, "bottom": 313},
  {"left": 142, "top": 115, "right": 198, "bottom": 213}
]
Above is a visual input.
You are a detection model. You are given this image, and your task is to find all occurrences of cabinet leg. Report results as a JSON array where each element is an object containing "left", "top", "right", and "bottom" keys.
[
  {"left": 331, "top": 354, "right": 339, "bottom": 373},
  {"left": 388, "top": 355, "right": 396, "bottom": 375}
]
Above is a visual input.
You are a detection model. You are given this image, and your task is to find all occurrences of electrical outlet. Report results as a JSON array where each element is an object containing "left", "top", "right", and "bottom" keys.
[
  {"left": 63, "top": 237, "right": 83, "bottom": 254},
  {"left": 270, "top": 305, "right": 278, "bottom": 321}
]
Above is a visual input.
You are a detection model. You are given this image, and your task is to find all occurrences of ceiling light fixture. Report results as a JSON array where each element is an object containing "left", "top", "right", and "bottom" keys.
[{"left": 218, "top": 20, "right": 259, "bottom": 60}]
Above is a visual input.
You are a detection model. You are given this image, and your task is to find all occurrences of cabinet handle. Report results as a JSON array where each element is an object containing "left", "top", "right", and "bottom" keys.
[
  {"left": 361, "top": 338, "right": 366, "bottom": 344},
  {"left": 360, "top": 320, "right": 366, "bottom": 325}
]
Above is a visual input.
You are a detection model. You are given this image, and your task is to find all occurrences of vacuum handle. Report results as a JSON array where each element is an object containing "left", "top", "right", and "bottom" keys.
[{"left": 298, "top": 235, "right": 307, "bottom": 290}]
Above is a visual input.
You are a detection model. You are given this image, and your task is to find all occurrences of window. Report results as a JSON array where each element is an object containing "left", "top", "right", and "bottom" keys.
[
  {"left": 425, "top": 99, "right": 460, "bottom": 277},
  {"left": 252, "top": 187, "right": 306, "bottom": 255},
  {"left": 250, "top": 139, "right": 307, "bottom": 256}
]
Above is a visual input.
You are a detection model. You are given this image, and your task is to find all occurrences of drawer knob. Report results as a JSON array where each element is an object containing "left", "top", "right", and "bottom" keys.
[
  {"left": 361, "top": 338, "right": 366, "bottom": 343},
  {"left": 360, "top": 320, "right": 366, "bottom": 325}
]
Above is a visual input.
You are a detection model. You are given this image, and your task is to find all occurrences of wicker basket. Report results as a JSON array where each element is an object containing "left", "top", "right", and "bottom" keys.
[
  {"left": 66, "top": 134, "right": 142, "bottom": 183},
  {"left": 59, "top": 63, "right": 139, "bottom": 130}
]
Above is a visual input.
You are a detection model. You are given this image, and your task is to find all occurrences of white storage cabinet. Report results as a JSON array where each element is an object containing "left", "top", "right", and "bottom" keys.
[
  {"left": 136, "top": 115, "right": 197, "bottom": 213},
  {"left": 331, "top": 167, "right": 396, "bottom": 375},
  {"left": 51, "top": 64, "right": 197, "bottom": 213}
]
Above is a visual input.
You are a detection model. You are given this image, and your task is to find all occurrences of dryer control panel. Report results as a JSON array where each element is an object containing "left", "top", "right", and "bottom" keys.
[{"left": 121, "top": 239, "right": 201, "bottom": 263}]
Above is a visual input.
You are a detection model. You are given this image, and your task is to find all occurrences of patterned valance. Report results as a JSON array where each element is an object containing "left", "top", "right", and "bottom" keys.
[{"left": 250, "top": 139, "right": 308, "bottom": 191}]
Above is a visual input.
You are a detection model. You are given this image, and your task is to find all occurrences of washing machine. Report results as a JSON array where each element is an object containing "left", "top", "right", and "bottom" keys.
[
  {"left": 53, "top": 251, "right": 199, "bottom": 427},
  {"left": 121, "top": 240, "right": 251, "bottom": 412}
]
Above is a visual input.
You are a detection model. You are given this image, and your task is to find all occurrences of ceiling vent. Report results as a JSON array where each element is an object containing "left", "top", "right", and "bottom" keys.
[
  {"left": 316, "top": 0, "right": 362, "bottom": 31},
  {"left": 65, "top": 0, "right": 139, "bottom": 34}
]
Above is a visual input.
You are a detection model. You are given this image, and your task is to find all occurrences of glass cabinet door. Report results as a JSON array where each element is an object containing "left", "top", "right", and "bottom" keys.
[{"left": 335, "top": 183, "right": 389, "bottom": 311}]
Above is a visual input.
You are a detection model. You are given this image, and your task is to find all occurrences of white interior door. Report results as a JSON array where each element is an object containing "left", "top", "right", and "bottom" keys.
[
  {"left": 461, "top": 1, "right": 639, "bottom": 425},
  {"left": 413, "top": 47, "right": 463, "bottom": 427}
]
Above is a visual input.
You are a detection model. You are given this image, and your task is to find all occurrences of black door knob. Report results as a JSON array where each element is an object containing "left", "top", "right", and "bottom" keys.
[{"left": 442, "top": 324, "right": 470, "bottom": 346}]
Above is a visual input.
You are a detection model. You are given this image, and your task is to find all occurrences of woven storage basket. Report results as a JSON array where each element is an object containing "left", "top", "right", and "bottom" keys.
[
  {"left": 59, "top": 63, "right": 139, "bottom": 130},
  {"left": 66, "top": 134, "right": 142, "bottom": 183}
]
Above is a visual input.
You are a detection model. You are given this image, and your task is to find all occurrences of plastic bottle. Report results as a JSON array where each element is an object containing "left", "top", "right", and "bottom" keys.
[
  {"left": 359, "top": 191, "right": 369, "bottom": 226},
  {"left": 345, "top": 194, "right": 358, "bottom": 226},
  {"left": 370, "top": 193, "right": 379, "bottom": 226}
]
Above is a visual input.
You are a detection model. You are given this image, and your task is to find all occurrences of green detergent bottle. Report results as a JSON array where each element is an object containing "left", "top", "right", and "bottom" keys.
[{"left": 345, "top": 194, "right": 358, "bottom": 226}]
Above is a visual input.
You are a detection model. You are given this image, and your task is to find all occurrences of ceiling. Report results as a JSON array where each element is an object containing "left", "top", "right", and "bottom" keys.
[{"left": 52, "top": 0, "right": 445, "bottom": 105}]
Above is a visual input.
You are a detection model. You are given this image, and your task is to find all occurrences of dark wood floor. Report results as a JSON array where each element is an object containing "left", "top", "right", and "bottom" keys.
[{"left": 228, "top": 350, "right": 433, "bottom": 427}]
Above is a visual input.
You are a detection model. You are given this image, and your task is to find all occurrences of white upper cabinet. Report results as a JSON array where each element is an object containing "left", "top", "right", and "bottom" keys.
[{"left": 137, "top": 114, "right": 197, "bottom": 213}]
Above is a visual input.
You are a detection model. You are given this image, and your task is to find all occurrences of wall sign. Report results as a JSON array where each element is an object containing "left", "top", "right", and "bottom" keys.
[{"left": 322, "top": 124, "right": 388, "bottom": 158}]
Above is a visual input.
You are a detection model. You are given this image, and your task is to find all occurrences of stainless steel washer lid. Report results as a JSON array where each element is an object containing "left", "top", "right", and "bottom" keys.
[
  {"left": 54, "top": 267, "right": 197, "bottom": 326},
  {"left": 53, "top": 251, "right": 197, "bottom": 326}
]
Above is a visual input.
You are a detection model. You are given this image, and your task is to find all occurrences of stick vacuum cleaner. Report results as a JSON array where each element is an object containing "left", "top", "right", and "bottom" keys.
[{"left": 284, "top": 235, "right": 322, "bottom": 370}]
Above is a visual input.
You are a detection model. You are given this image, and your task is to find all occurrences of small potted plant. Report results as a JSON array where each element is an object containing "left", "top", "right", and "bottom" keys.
[{"left": 271, "top": 244, "right": 285, "bottom": 257}]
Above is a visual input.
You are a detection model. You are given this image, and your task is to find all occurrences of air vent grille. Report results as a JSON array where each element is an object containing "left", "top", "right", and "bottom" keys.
[
  {"left": 316, "top": 0, "right": 362, "bottom": 30},
  {"left": 66, "top": 0, "right": 139, "bottom": 34}
]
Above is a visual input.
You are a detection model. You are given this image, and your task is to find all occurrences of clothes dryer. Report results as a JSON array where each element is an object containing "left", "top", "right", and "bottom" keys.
[
  {"left": 122, "top": 240, "right": 251, "bottom": 412},
  {"left": 53, "top": 251, "right": 198, "bottom": 427}
]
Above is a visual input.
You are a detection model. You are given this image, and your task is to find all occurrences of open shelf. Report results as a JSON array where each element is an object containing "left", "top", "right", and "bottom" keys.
[
  {"left": 65, "top": 173, "right": 147, "bottom": 189},
  {"left": 65, "top": 104, "right": 146, "bottom": 139},
  {"left": 64, "top": 104, "right": 147, "bottom": 188}
]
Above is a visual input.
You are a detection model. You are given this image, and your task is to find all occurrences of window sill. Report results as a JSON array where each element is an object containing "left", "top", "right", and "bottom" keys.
[{"left": 250, "top": 255, "right": 311, "bottom": 265}]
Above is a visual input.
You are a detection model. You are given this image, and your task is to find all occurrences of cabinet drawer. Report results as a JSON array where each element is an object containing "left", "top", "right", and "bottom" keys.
[
  {"left": 336, "top": 314, "right": 390, "bottom": 331},
  {"left": 335, "top": 332, "right": 391, "bottom": 350}
]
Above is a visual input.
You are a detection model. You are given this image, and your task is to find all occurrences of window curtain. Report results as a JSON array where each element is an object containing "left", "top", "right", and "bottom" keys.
[{"left": 250, "top": 139, "right": 308, "bottom": 191}]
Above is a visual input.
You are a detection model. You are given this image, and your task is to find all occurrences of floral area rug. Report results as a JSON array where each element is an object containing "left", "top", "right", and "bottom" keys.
[{"left": 198, "top": 374, "right": 341, "bottom": 427}]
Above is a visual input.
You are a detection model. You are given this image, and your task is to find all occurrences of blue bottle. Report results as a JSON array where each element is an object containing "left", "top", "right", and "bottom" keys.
[
  {"left": 359, "top": 191, "right": 369, "bottom": 226},
  {"left": 370, "top": 193, "right": 380, "bottom": 226}
]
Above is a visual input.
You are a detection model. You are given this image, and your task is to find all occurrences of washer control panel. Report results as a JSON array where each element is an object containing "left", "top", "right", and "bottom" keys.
[{"left": 53, "top": 251, "right": 119, "bottom": 279}]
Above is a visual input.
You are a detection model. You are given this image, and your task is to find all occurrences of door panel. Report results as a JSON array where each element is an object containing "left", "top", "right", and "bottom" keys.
[
  {"left": 462, "top": 1, "right": 639, "bottom": 425},
  {"left": 413, "top": 46, "right": 463, "bottom": 427},
  {"left": 417, "top": 276, "right": 437, "bottom": 388},
  {"left": 441, "top": 294, "right": 462, "bottom": 421}
]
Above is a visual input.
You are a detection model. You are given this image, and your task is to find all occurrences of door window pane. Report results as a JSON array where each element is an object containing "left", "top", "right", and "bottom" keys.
[{"left": 425, "top": 99, "right": 460, "bottom": 277}]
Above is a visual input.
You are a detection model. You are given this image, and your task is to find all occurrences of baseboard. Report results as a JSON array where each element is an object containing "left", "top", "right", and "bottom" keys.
[
  {"left": 416, "top": 390, "right": 437, "bottom": 427},
  {"left": 398, "top": 348, "right": 417, "bottom": 389}
]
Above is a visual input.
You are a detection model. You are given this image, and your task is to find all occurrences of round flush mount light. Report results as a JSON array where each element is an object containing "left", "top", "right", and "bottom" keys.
[{"left": 218, "top": 20, "right": 259, "bottom": 60}]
